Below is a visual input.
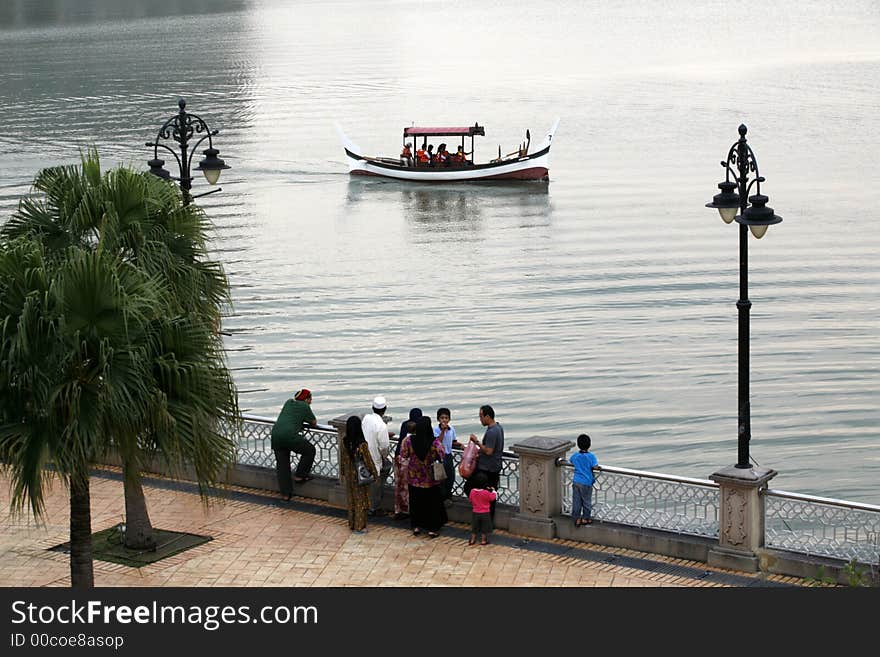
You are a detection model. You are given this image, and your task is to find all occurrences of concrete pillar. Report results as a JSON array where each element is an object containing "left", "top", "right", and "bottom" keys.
[
  {"left": 707, "top": 464, "right": 777, "bottom": 572},
  {"left": 509, "top": 436, "right": 574, "bottom": 539}
]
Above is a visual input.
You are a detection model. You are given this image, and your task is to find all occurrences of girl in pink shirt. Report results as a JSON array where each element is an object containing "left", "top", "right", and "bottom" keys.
[{"left": 467, "top": 472, "right": 497, "bottom": 545}]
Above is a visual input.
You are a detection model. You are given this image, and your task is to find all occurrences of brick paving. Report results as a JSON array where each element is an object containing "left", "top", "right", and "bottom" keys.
[{"left": 0, "top": 468, "right": 804, "bottom": 588}]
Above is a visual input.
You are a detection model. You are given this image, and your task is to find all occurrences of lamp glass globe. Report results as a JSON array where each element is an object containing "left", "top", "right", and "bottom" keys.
[
  {"left": 750, "top": 224, "right": 769, "bottom": 239},
  {"left": 719, "top": 207, "right": 737, "bottom": 224},
  {"left": 202, "top": 168, "right": 222, "bottom": 185}
]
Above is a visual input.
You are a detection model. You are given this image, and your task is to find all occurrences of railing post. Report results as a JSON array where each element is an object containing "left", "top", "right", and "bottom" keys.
[
  {"left": 708, "top": 465, "right": 777, "bottom": 572},
  {"left": 509, "top": 436, "right": 574, "bottom": 539}
]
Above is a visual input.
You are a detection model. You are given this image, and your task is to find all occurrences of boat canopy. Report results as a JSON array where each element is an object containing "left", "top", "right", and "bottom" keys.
[{"left": 404, "top": 124, "right": 485, "bottom": 138}]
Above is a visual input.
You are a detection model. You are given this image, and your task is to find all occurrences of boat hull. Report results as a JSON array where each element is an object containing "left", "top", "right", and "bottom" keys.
[{"left": 345, "top": 148, "right": 550, "bottom": 182}]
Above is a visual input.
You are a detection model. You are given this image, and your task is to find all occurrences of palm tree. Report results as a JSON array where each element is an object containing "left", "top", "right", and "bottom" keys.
[
  {"left": 0, "top": 240, "right": 161, "bottom": 587},
  {"left": 84, "top": 161, "right": 237, "bottom": 549},
  {"left": 1, "top": 150, "right": 239, "bottom": 573}
]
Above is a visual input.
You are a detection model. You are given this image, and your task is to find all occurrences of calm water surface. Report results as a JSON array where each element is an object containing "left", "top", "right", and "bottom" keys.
[{"left": 1, "top": 0, "right": 878, "bottom": 503}]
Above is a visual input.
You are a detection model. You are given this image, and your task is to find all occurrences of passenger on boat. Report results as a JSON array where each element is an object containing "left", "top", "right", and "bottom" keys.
[
  {"left": 453, "top": 145, "right": 472, "bottom": 165},
  {"left": 400, "top": 142, "right": 413, "bottom": 166},
  {"left": 426, "top": 144, "right": 435, "bottom": 165},
  {"left": 415, "top": 145, "right": 429, "bottom": 165},
  {"left": 436, "top": 143, "right": 449, "bottom": 166}
]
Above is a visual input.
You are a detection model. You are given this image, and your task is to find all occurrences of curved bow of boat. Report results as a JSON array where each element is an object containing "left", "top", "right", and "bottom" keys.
[
  {"left": 532, "top": 118, "right": 560, "bottom": 154},
  {"left": 335, "top": 123, "right": 362, "bottom": 160}
]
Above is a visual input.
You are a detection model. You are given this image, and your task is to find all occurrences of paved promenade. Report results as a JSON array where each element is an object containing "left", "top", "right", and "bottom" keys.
[{"left": 0, "top": 468, "right": 805, "bottom": 588}]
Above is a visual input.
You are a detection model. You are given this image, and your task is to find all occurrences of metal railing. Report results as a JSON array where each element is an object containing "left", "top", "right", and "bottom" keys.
[
  {"left": 764, "top": 489, "right": 880, "bottom": 565},
  {"left": 229, "top": 415, "right": 880, "bottom": 566},
  {"left": 558, "top": 460, "right": 720, "bottom": 539}
]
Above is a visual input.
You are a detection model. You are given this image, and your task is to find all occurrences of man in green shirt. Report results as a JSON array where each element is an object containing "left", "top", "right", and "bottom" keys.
[{"left": 271, "top": 388, "right": 318, "bottom": 500}]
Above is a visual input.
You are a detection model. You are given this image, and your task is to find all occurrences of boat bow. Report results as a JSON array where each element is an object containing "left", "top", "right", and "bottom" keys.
[
  {"left": 335, "top": 123, "right": 362, "bottom": 158},
  {"left": 532, "top": 118, "right": 560, "bottom": 154}
]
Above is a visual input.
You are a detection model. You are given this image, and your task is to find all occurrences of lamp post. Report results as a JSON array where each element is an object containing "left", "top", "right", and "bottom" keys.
[
  {"left": 706, "top": 124, "right": 782, "bottom": 469},
  {"left": 146, "top": 98, "right": 230, "bottom": 205}
]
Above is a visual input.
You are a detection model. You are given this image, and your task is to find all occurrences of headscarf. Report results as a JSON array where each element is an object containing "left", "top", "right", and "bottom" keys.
[
  {"left": 344, "top": 415, "right": 366, "bottom": 457},
  {"left": 397, "top": 408, "right": 423, "bottom": 457},
  {"left": 294, "top": 388, "right": 311, "bottom": 401},
  {"left": 411, "top": 415, "right": 434, "bottom": 461},
  {"left": 398, "top": 408, "right": 422, "bottom": 443}
]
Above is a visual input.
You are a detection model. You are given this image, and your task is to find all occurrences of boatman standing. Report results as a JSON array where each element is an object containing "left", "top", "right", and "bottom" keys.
[{"left": 400, "top": 142, "right": 413, "bottom": 166}]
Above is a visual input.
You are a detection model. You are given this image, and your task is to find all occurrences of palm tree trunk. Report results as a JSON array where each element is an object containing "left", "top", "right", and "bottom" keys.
[
  {"left": 122, "top": 459, "right": 156, "bottom": 550},
  {"left": 69, "top": 473, "right": 94, "bottom": 588}
]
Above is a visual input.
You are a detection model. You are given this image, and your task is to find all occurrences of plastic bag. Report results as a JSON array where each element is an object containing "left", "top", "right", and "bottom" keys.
[{"left": 459, "top": 441, "right": 479, "bottom": 479}]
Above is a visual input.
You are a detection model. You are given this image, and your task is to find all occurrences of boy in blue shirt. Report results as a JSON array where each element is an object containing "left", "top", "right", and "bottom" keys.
[
  {"left": 570, "top": 433, "right": 599, "bottom": 526},
  {"left": 434, "top": 407, "right": 460, "bottom": 503}
]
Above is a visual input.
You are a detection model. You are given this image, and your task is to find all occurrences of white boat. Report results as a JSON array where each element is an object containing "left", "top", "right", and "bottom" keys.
[{"left": 337, "top": 119, "right": 559, "bottom": 182}]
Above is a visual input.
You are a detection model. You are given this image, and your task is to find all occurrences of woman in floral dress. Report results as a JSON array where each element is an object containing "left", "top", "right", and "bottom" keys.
[
  {"left": 401, "top": 416, "right": 447, "bottom": 538},
  {"left": 394, "top": 408, "right": 423, "bottom": 519}
]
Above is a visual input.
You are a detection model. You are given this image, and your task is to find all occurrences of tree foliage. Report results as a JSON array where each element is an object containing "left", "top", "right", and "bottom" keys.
[{"left": 0, "top": 150, "right": 239, "bottom": 583}]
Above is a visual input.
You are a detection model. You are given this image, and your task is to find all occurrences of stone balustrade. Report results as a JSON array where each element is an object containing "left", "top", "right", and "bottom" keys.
[{"left": 126, "top": 412, "right": 879, "bottom": 586}]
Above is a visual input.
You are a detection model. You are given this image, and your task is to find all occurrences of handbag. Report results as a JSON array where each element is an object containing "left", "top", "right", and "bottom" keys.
[
  {"left": 432, "top": 459, "right": 447, "bottom": 482},
  {"left": 355, "top": 453, "right": 376, "bottom": 486}
]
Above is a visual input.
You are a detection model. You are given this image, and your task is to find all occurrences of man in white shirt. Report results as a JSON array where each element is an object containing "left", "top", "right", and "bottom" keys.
[{"left": 361, "top": 395, "right": 394, "bottom": 516}]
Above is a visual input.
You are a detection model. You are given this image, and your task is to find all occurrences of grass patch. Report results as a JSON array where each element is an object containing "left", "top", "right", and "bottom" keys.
[{"left": 49, "top": 525, "right": 212, "bottom": 567}]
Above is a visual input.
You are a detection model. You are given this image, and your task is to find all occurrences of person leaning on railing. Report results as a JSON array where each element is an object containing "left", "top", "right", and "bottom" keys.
[
  {"left": 362, "top": 395, "right": 395, "bottom": 516},
  {"left": 270, "top": 388, "right": 318, "bottom": 501},
  {"left": 570, "top": 433, "right": 600, "bottom": 527}
]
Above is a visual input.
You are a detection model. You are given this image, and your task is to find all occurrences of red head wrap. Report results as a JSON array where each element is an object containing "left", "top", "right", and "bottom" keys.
[{"left": 294, "top": 388, "right": 311, "bottom": 401}]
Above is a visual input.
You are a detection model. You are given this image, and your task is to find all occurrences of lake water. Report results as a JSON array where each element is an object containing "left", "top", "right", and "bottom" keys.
[{"left": 1, "top": 0, "right": 878, "bottom": 504}]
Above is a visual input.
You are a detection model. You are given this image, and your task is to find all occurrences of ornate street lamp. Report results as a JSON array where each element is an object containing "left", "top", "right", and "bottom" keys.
[
  {"left": 706, "top": 124, "right": 782, "bottom": 469},
  {"left": 146, "top": 98, "right": 230, "bottom": 205}
]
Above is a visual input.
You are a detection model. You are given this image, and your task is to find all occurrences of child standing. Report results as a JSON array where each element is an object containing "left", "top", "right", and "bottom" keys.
[
  {"left": 434, "top": 407, "right": 461, "bottom": 503},
  {"left": 467, "top": 471, "right": 497, "bottom": 546},
  {"left": 570, "top": 433, "right": 599, "bottom": 526}
]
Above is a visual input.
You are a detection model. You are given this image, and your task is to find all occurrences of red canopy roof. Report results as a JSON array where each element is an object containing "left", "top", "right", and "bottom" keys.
[{"left": 404, "top": 124, "right": 485, "bottom": 137}]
